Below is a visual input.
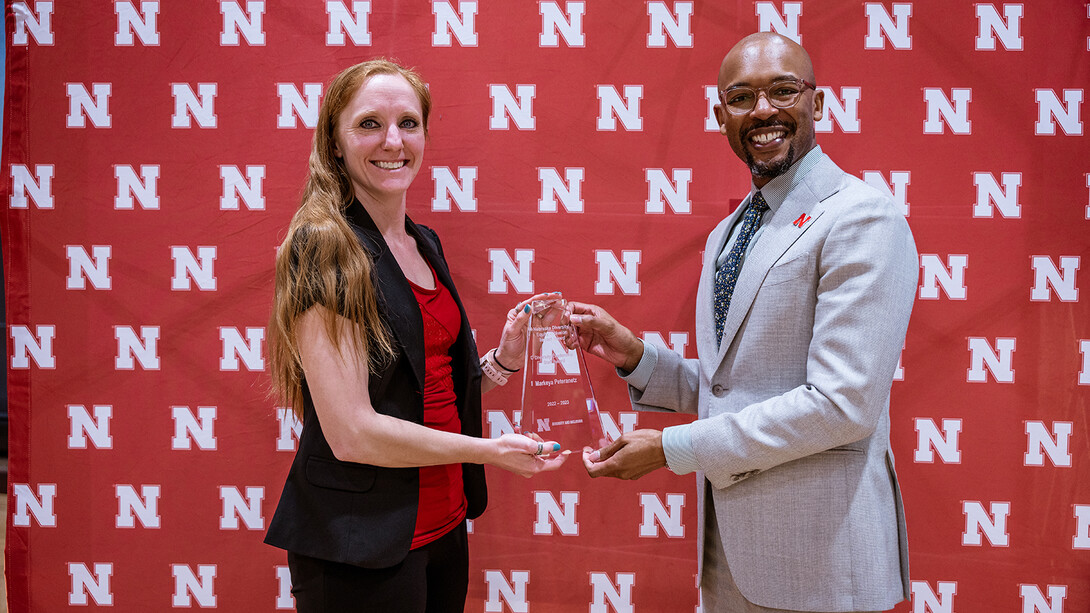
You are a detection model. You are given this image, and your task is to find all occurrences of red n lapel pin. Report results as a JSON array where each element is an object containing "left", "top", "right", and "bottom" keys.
[{"left": 792, "top": 213, "right": 812, "bottom": 228}]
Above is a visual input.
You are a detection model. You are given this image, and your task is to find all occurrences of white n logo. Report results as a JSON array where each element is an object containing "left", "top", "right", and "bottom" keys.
[
  {"left": 597, "top": 85, "right": 643, "bottom": 131},
  {"left": 1024, "top": 421, "right": 1073, "bottom": 468},
  {"left": 220, "top": 327, "right": 265, "bottom": 371},
  {"left": 277, "top": 83, "right": 322, "bottom": 129},
  {"left": 754, "top": 1, "right": 802, "bottom": 43},
  {"left": 115, "top": 325, "right": 160, "bottom": 370},
  {"left": 975, "top": 4, "right": 1023, "bottom": 51},
  {"left": 533, "top": 491, "right": 579, "bottom": 535},
  {"left": 220, "top": 165, "right": 265, "bottom": 210},
  {"left": 1035, "top": 89, "right": 1084, "bottom": 136},
  {"left": 172, "top": 564, "right": 217, "bottom": 607},
  {"left": 432, "top": 1, "right": 478, "bottom": 46},
  {"left": 589, "top": 573, "right": 635, "bottom": 613},
  {"left": 705, "top": 85, "right": 721, "bottom": 131},
  {"left": 115, "top": 1, "right": 160, "bottom": 46},
  {"left": 598, "top": 412, "right": 637, "bottom": 443},
  {"left": 962, "top": 500, "right": 1010, "bottom": 546},
  {"left": 66, "top": 83, "right": 112, "bottom": 128},
  {"left": 114, "top": 164, "right": 160, "bottom": 210},
  {"left": 431, "top": 167, "right": 478, "bottom": 212},
  {"left": 967, "top": 337, "right": 1015, "bottom": 383},
  {"left": 595, "top": 250, "right": 641, "bottom": 295},
  {"left": 13, "top": 1, "right": 54, "bottom": 45},
  {"left": 172, "top": 406, "right": 217, "bottom": 450},
  {"left": 68, "top": 404, "right": 113, "bottom": 449},
  {"left": 275, "top": 566, "right": 293, "bottom": 609},
  {"left": 1080, "top": 340, "right": 1090, "bottom": 387},
  {"left": 918, "top": 254, "right": 968, "bottom": 300},
  {"left": 171, "top": 246, "right": 217, "bottom": 291},
  {"left": 538, "top": 167, "right": 585, "bottom": 213},
  {"left": 647, "top": 1, "right": 693, "bottom": 48},
  {"left": 483, "top": 570, "right": 529, "bottom": 613},
  {"left": 10, "top": 164, "right": 54, "bottom": 209},
  {"left": 220, "top": 486, "right": 265, "bottom": 529},
  {"left": 69, "top": 563, "right": 113, "bottom": 606},
  {"left": 1031, "top": 256, "right": 1079, "bottom": 302},
  {"left": 485, "top": 409, "right": 522, "bottom": 439},
  {"left": 326, "top": 0, "right": 371, "bottom": 46},
  {"left": 972, "top": 171, "right": 1021, "bottom": 218},
  {"left": 815, "top": 87, "right": 861, "bottom": 133},
  {"left": 171, "top": 83, "right": 218, "bottom": 128},
  {"left": 645, "top": 168, "right": 691, "bottom": 214},
  {"left": 220, "top": 0, "right": 265, "bottom": 45},
  {"left": 66, "top": 245, "right": 112, "bottom": 290},
  {"left": 913, "top": 418, "right": 961, "bottom": 463},
  {"left": 923, "top": 88, "right": 972, "bottom": 134},
  {"left": 489, "top": 85, "right": 536, "bottom": 130},
  {"left": 488, "top": 248, "right": 534, "bottom": 294},
  {"left": 115, "top": 484, "right": 161, "bottom": 528},
  {"left": 910, "top": 580, "right": 957, "bottom": 613},
  {"left": 540, "top": 1, "right": 585, "bottom": 47},
  {"left": 10, "top": 325, "right": 56, "bottom": 369},
  {"left": 638, "top": 492, "right": 685, "bottom": 537},
  {"left": 1019, "top": 585, "right": 1067, "bottom": 613},
  {"left": 1075, "top": 505, "right": 1090, "bottom": 549},
  {"left": 276, "top": 407, "right": 303, "bottom": 451},
  {"left": 864, "top": 2, "right": 912, "bottom": 49},
  {"left": 12, "top": 483, "right": 57, "bottom": 526}
]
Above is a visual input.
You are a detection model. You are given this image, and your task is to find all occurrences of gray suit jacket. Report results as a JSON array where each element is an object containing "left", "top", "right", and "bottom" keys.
[{"left": 630, "top": 153, "right": 916, "bottom": 611}]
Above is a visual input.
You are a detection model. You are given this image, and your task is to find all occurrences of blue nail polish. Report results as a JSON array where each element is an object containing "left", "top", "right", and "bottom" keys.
[
  {"left": 552, "top": 443, "right": 561, "bottom": 451},
  {"left": 523, "top": 305, "right": 530, "bottom": 313}
]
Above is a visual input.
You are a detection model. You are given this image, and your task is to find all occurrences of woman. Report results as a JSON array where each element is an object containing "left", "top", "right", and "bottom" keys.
[{"left": 265, "top": 59, "right": 565, "bottom": 612}]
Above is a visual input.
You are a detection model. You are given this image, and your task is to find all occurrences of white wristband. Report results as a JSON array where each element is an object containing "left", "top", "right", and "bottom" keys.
[{"left": 480, "top": 352, "right": 510, "bottom": 386}]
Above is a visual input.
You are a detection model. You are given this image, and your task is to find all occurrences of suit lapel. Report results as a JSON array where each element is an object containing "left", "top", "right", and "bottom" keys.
[
  {"left": 696, "top": 208, "right": 743, "bottom": 376},
  {"left": 711, "top": 155, "right": 843, "bottom": 367}
]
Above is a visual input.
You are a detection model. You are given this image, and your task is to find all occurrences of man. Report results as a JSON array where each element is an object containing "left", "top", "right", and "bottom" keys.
[{"left": 569, "top": 33, "right": 917, "bottom": 612}]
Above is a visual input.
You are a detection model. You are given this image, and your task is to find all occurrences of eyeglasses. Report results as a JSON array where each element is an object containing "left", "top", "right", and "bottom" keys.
[{"left": 718, "top": 78, "right": 816, "bottom": 115}]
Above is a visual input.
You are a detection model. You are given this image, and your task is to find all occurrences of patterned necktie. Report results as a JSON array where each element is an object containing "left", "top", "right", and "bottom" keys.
[{"left": 713, "top": 191, "right": 770, "bottom": 346}]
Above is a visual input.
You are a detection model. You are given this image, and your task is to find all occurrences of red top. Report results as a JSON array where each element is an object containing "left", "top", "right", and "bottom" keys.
[{"left": 408, "top": 266, "right": 467, "bottom": 549}]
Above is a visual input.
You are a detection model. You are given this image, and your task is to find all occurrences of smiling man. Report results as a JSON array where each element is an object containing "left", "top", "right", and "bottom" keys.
[
  {"left": 716, "top": 33, "right": 822, "bottom": 186},
  {"left": 569, "top": 33, "right": 919, "bottom": 612}
]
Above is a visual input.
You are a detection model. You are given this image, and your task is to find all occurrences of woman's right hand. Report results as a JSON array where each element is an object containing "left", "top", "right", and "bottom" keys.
[{"left": 488, "top": 434, "right": 570, "bottom": 477}]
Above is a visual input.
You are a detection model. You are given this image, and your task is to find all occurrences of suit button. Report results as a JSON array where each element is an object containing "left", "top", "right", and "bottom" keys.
[{"left": 711, "top": 384, "right": 726, "bottom": 396}]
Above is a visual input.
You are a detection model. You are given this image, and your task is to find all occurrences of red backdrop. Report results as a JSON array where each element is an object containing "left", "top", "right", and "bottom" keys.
[{"left": 3, "top": 1, "right": 1088, "bottom": 611}]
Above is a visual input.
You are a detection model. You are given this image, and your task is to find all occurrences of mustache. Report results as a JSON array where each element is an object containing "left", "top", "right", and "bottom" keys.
[{"left": 741, "top": 119, "right": 794, "bottom": 140}]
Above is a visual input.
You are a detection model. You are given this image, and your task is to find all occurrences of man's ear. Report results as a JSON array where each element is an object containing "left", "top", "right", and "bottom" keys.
[
  {"left": 812, "top": 88, "right": 825, "bottom": 122},
  {"left": 713, "top": 104, "right": 729, "bottom": 136}
]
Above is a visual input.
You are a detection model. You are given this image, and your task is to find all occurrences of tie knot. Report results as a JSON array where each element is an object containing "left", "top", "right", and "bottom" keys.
[{"left": 750, "top": 191, "right": 769, "bottom": 212}]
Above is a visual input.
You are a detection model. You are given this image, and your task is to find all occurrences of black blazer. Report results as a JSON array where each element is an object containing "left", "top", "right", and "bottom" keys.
[{"left": 264, "top": 200, "right": 487, "bottom": 568}]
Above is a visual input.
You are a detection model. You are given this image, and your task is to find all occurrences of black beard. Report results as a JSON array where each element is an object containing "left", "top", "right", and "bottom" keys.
[
  {"left": 741, "top": 120, "right": 797, "bottom": 180},
  {"left": 745, "top": 142, "right": 797, "bottom": 180}
]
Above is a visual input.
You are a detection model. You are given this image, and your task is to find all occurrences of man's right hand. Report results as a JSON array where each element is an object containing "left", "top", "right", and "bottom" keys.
[{"left": 566, "top": 301, "right": 644, "bottom": 373}]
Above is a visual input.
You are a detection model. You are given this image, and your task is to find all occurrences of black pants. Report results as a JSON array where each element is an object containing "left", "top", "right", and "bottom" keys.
[{"left": 287, "top": 523, "right": 469, "bottom": 613}]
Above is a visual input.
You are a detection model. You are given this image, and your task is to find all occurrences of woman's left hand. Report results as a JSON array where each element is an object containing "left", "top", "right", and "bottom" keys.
[{"left": 493, "top": 292, "right": 563, "bottom": 372}]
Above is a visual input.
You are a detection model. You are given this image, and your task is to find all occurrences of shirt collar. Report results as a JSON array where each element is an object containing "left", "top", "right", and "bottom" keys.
[{"left": 748, "top": 145, "right": 824, "bottom": 212}]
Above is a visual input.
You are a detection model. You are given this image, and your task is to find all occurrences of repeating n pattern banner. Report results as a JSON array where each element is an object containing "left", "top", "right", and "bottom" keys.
[{"left": 3, "top": 1, "right": 1088, "bottom": 611}]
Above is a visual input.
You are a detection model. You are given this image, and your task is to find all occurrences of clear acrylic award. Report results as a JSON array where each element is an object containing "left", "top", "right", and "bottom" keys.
[{"left": 519, "top": 296, "right": 609, "bottom": 452}]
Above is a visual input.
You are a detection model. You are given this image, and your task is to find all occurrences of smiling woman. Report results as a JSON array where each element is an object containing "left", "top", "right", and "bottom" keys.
[
  {"left": 332, "top": 73, "right": 428, "bottom": 218},
  {"left": 262, "top": 60, "right": 567, "bottom": 612}
]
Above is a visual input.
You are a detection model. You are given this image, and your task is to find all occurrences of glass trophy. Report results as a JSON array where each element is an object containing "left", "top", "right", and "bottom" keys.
[{"left": 519, "top": 296, "right": 609, "bottom": 452}]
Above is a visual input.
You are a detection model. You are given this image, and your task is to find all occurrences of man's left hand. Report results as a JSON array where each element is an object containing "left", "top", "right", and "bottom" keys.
[{"left": 582, "top": 429, "right": 666, "bottom": 480}]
